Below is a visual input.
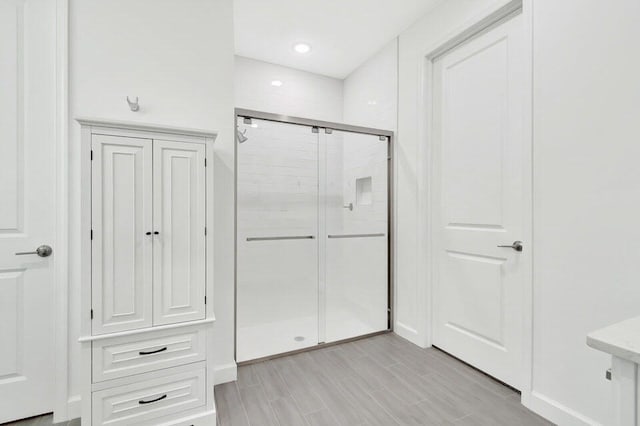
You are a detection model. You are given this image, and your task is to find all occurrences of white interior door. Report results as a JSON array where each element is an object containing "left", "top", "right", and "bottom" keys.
[
  {"left": 0, "top": 0, "right": 57, "bottom": 421},
  {"left": 92, "top": 135, "right": 154, "bottom": 335},
  {"left": 432, "top": 14, "right": 527, "bottom": 388},
  {"left": 153, "top": 140, "right": 206, "bottom": 326}
]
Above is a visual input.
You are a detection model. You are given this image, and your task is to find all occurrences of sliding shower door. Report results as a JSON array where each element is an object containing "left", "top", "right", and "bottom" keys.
[
  {"left": 323, "top": 131, "right": 389, "bottom": 343},
  {"left": 236, "top": 117, "right": 319, "bottom": 362}
]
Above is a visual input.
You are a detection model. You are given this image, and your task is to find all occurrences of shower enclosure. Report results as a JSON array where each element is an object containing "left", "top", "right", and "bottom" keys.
[{"left": 235, "top": 109, "right": 392, "bottom": 362}]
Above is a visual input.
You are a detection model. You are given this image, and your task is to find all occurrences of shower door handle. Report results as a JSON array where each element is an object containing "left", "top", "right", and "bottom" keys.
[
  {"left": 246, "top": 235, "right": 315, "bottom": 242},
  {"left": 327, "top": 233, "right": 385, "bottom": 239}
]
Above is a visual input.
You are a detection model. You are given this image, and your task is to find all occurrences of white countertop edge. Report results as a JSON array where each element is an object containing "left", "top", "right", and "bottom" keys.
[
  {"left": 78, "top": 317, "right": 216, "bottom": 342},
  {"left": 587, "top": 316, "right": 640, "bottom": 364}
]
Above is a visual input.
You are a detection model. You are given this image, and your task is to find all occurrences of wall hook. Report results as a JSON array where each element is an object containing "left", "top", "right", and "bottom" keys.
[{"left": 126, "top": 96, "right": 140, "bottom": 112}]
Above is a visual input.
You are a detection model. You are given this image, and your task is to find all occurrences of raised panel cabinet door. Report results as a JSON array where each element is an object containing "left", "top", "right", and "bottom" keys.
[
  {"left": 92, "top": 134, "right": 154, "bottom": 335},
  {"left": 153, "top": 140, "right": 206, "bottom": 326}
]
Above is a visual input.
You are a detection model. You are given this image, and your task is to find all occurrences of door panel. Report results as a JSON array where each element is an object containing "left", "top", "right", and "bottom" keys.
[
  {"left": 0, "top": 0, "right": 57, "bottom": 421},
  {"left": 236, "top": 118, "right": 319, "bottom": 362},
  {"left": 324, "top": 131, "right": 388, "bottom": 343},
  {"left": 92, "top": 135, "right": 153, "bottom": 335},
  {"left": 153, "top": 140, "right": 206, "bottom": 326},
  {"left": 432, "top": 14, "right": 526, "bottom": 388}
]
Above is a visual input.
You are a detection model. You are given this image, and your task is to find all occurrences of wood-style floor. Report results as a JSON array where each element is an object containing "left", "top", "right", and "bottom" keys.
[
  {"left": 5, "top": 333, "right": 553, "bottom": 426},
  {"left": 216, "top": 333, "right": 553, "bottom": 426}
]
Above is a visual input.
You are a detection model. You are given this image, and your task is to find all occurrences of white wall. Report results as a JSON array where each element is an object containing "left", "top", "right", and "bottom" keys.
[
  {"left": 343, "top": 39, "right": 398, "bottom": 131},
  {"left": 530, "top": 0, "right": 640, "bottom": 423},
  {"left": 67, "top": 0, "right": 235, "bottom": 416},
  {"left": 398, "top": 0, "right": 640, "bottom": 424},
  {"left": 235, "top": 56, "right": 343, "bottom": 122}
]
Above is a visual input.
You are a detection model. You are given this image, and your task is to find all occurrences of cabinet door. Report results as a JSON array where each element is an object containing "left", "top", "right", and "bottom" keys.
[
  {"left": 92, "top": 134, "right": 153, "bottom": 335},
  {"left": 153, "top": 140, "right": 206, "bottom": 325}
]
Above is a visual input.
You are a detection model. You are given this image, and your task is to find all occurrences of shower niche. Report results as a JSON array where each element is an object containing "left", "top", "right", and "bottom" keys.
[
  {"left": 356, "top": 176, "right": 373, "bottom": 206},
  {"left": 235, "top": 111, "right": 391, "bottom": 362}
]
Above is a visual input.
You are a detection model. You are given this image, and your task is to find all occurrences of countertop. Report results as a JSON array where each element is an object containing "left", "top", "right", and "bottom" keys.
[{"left": 587, "top": 316, "right": 640, "bottom": 363}]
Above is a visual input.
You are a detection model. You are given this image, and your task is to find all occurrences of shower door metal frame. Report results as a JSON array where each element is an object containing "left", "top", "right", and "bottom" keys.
[{"left": 234, "top": 108, "right": 395, "bottom": 363}]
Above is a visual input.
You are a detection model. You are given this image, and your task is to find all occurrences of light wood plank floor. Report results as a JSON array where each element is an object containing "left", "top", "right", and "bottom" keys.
[
  {"left": 216, "top": 333, "right": 554, "bottom": 426},
  {"left": 5, "top": 333, "right": 553, "bottom": 426}
]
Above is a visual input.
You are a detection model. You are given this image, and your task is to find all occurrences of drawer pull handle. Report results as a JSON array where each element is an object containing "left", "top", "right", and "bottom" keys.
[
  {"left": 139, "top": 347, "right": 168, "bottom": 356},
  {"left": 139, "top": 394, "right": 167, "bottom": 405}
]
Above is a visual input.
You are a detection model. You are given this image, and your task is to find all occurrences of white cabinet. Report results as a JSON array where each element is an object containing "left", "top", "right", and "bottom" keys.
[
  {"left": 91, "top": 135, "right": 154, "bottom": 335},
  {"left": 91, "top": 136, "right": 206, "bottom": 334},
  {"left": 92, "top": 326, "right": 207, "bottom": 382},
  {"left": 588, "top": 316, "right": 640, "bottom": 426},
  {"left": 92, "top": 364, "right": 206, "bottom": 426},
  {"left": 79, "top": 119, "right": 217, "bottom": 426},
  {"left": 153, "top": 140, "right": 206, "bottom": 326}
]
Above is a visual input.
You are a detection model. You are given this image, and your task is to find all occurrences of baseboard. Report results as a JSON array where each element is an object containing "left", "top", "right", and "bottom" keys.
[
  {"left": 394, "top": 321, "right": 429, "bottom": 348},
  {"left": 522, "top": 390, "right": 600, "bottom": 426},
  {"left": 53, "top": 395, "right": 81, "bottom": 423},
  {"left": 67, "top": 395, "right": 81, "bottom": 421},
  {"left": 214, "top": 362, "right": 237, "bottom": 385}
]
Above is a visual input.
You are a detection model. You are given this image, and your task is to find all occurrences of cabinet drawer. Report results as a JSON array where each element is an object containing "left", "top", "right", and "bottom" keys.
[
  {"left": 92, "top": 366, "right": 206, "bottom": 426},
  {"left": 93, "top": 327, "right": 206, "bottom": 382}
]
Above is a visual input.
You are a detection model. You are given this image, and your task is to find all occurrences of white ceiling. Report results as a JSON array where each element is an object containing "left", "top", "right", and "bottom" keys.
[{"left": 234, "top": 0, "right": 443, "bottom": 79}]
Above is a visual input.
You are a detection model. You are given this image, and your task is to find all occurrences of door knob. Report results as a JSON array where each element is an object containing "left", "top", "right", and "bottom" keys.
[
  {"left": 497, "top": 241, "right": 523, "bottom": 252},
  {"left": 15, "top": 245, "right": 53, "bottom": 257}
]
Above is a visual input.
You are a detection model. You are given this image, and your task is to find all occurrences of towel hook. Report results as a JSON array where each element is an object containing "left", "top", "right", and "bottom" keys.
[{"left": 126, "top": 96, "right": 140, "bottom": 112}]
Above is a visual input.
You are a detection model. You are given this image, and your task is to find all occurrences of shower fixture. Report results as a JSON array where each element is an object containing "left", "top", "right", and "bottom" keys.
[{"left": 237, "top": 128, "right": 248, "bottom": 143}]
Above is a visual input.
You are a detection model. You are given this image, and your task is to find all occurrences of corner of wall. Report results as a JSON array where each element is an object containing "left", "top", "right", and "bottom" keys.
[
  {"left": 394, "top": 321, "right": 430, "bottom": 348},
  {"left": 214, "top": 362, "right": 238, "bottom": 385}
]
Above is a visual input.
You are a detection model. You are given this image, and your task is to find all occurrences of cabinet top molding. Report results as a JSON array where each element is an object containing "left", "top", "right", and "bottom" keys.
[
  {"left": 587, "top": 316, "right": 640, "bottom": 364},
  {"left": 76, "top": 117, "right": 218, "bottom": 139}
]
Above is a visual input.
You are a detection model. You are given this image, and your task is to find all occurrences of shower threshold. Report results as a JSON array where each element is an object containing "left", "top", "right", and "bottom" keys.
[{"left": 236, "top": 329, "right": 391, "bottom": 366}]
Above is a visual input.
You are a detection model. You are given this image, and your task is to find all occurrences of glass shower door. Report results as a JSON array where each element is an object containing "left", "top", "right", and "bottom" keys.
[
  {"left": 236, "top": 118, "right": 319, "bottom": 362},
  {"left": 323, "top": 130, "right": 389, "bottom": 343}
]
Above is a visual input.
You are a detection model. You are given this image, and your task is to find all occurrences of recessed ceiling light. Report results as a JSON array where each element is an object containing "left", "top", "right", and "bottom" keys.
[
  {"left": 271, "top": 80, "right": 283, "bottom": 87},
  {"left": 293, "top": 43, "right": 311, "bottom": 54}
]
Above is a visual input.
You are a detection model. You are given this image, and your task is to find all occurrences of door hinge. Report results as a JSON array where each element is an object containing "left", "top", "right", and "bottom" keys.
[
  {"left": 204, "top": 296, "right": 207, "bottom": 305},
  {"left": 204, "top": 158, "right": 207, "bottom": 167},
  {"left": 90, "top": 229, "right": 93, "bottom": 240},
  {"left": 90, "top": 309, "right": 94, "bottom": 320},
  {"left": 90, "top": 150, "right": 93, "bottom": 161},
  {"left": 204, "top": 227, "right": 207, "bottom": 236}
]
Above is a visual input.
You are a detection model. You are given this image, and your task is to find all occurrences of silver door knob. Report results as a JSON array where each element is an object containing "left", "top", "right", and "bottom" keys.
[
  {"left": 15, "top": 245, "right": 53, "bottom": 257},
  {"left": 497, "top": 241, "right": 523, "bottom": 252}
]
